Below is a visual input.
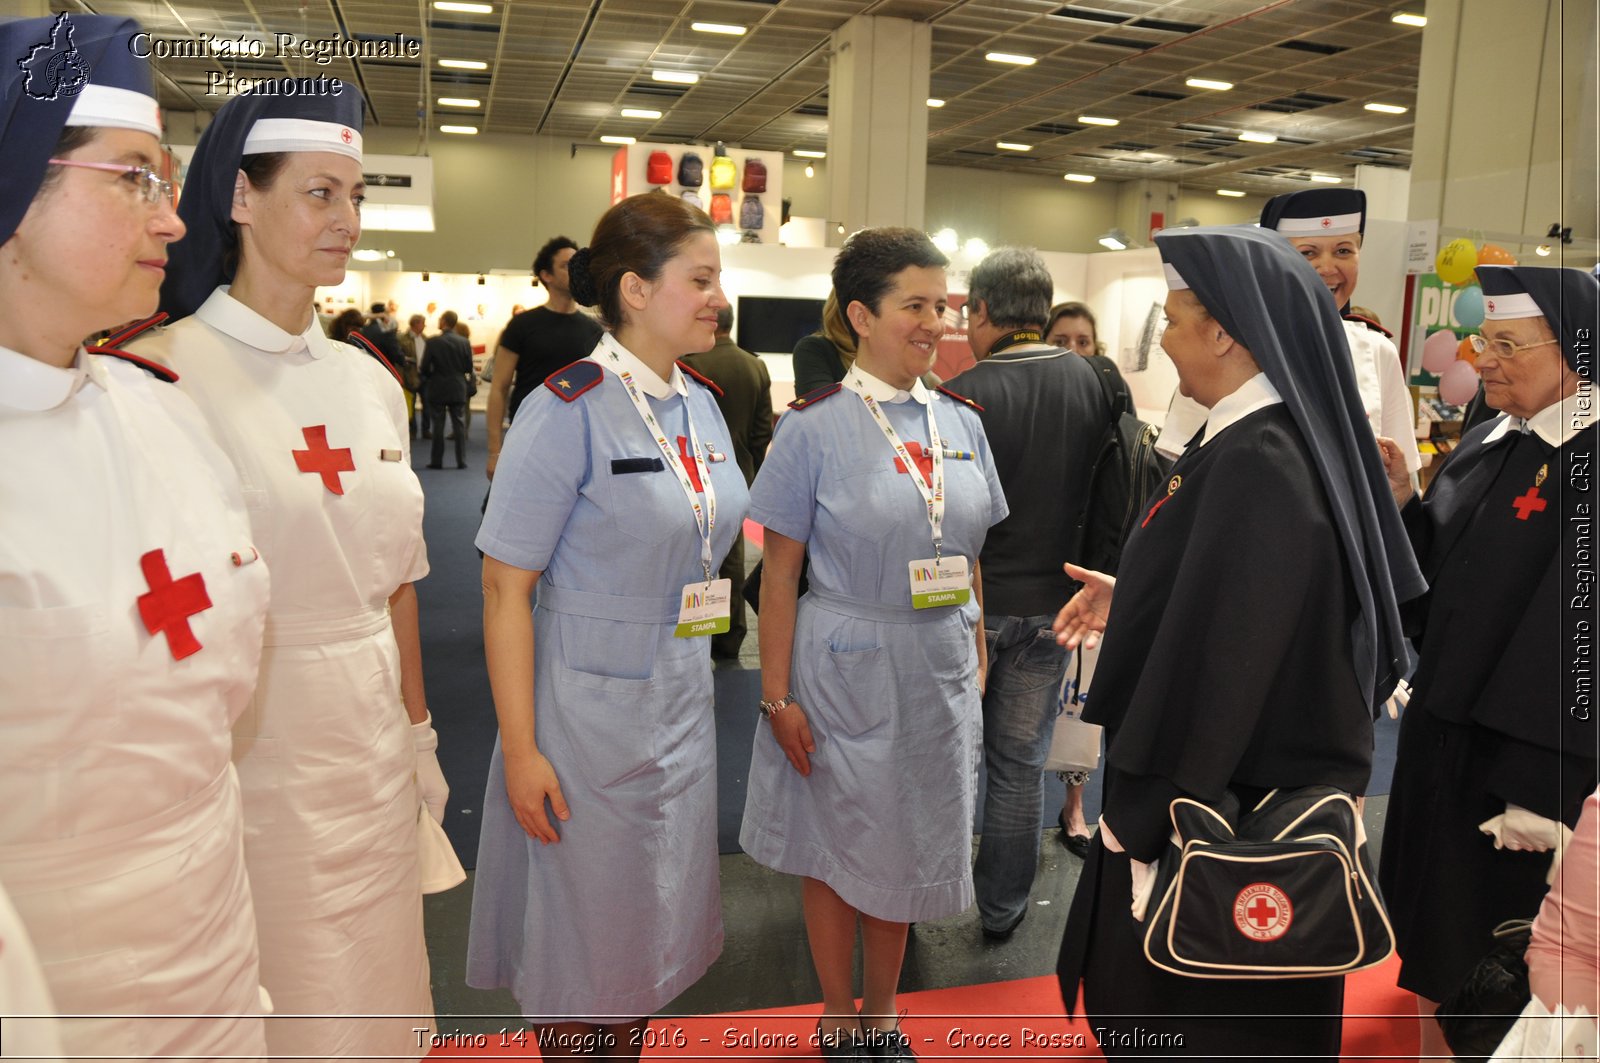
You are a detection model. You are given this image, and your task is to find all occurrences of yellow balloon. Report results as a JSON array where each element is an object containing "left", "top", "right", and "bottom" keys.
[{"left": 1436, "top": 238, "right": 1479, "bottom": 285}]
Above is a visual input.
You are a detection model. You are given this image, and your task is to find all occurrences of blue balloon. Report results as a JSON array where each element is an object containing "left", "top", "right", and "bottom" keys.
[{"left": 1454, "top": 285, "right": 1486, "bottom": 329}]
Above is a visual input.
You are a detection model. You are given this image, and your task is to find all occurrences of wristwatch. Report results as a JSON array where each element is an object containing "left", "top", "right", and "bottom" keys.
[{"left": 758, "top": 692, "right": 798, "bottom": 719}]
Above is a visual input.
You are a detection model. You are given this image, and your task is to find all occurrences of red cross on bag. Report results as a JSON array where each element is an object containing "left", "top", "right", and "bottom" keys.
[
  {"left": 137, "top": 549, "right": 212, "bottom": 660},
  {"left": 893, "top": 440, "right": 934, "bottom": 481},
  {"left": 293, "top": 424, "right": 356, "bottom": 495}
]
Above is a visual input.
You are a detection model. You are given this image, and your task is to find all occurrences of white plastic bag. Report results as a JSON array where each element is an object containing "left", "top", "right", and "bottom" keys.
[{"left": 1489, "top": 998, "right": 1597, "bottom": 1061}]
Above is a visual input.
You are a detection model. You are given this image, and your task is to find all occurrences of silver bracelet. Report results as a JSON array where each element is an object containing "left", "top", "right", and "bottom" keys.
[{"left": 758, "top": 692, "right": 797, "bottom": 719}]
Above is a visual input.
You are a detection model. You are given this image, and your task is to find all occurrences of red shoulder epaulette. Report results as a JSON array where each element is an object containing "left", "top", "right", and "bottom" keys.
[
  {"left": 676, "top": 360, "right": 724, "bottom": 397},
  {"left": 344, "top": 331, "right": 405, "bottom": 388},
  {"left": 1342, "top": 312, "right": 1392, "bottom": 339},
  {"left": 788, "top": 383, "right": 842, "bottom": 410},
  {"left": 86, "top": 345, "right": 179, "bottom": 383},
  {"left": 936, "top": 384, "right": 984, "bottom": 412},
  {"left": 545, "top": 359, "right": 604, "bottom": 402},
  {"left": 104, "top": 312, "right": 167, "bottom": 348}
]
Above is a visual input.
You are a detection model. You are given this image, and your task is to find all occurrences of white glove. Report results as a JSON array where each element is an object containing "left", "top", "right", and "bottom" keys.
[
  {"left": 1384, "top": 678, "right": 1412, "bottom": 720},
  {"left": 412, "top": 713, "right": 449, "bottom": 824},
  {"left": 1480, "top": 803, "right": 1572, "bottom": 853}
]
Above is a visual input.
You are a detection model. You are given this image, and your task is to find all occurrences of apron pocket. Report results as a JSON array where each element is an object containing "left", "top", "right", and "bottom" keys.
[
  {"left": 820, "top": 644, "right": 891, "bottom": 737},
  {"left": 551, "top": 669, "right": 661, "bottom": 790}
]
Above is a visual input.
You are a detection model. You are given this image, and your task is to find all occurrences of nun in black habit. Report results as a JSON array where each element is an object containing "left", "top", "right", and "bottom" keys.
[
  {"left": 1375, "top": 265, "right": 1597, "bottom": 1055},
  {"left": 1052, "top": 225, "right": 1424, "bottom": 1060}
]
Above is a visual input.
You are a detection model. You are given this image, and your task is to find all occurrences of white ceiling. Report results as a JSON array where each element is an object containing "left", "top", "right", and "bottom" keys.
[{"left": 69, "top": 0, "right": 1423, "bottom": 196}]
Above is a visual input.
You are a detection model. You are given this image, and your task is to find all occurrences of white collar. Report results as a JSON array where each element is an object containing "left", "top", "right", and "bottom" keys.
[
  {"left": 595, "top": 332, "right": 686, "bottom": 399},
  {"left": 0, "top": 345, "right": 101, "bottom": 412},
  {"left": 1481, "top": 390, "right": 1597, "bottom": 448},
  {"left": 195, "top": 287, "right": 326, "bottom": 360},
  {"left": 1198, "top": 372, "right": 1283, "bottom": 448},
  {"left": 842, "top": 364, "right": 930, "bottom": 405}
]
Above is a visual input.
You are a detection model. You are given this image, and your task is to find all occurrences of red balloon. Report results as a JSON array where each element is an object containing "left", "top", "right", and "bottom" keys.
[{"left": 1477, "top": 243, "right": 1518, "bottom": 266}]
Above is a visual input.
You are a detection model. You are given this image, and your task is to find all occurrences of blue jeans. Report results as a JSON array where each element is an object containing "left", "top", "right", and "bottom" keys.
[{"left": 973, "top": 613, "right": 1070, "bottom": 931}]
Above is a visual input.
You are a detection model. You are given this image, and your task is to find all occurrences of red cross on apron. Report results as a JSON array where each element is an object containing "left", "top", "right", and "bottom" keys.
[
  {"left": 676, "top": 435, "right": 704, "bottom": 493},
  {"left": 293, "top": 425, "right": 356, "bottom": 495},
  {"left": 1511, "top": 486, "right": 1547, "bottom": 520},
  {"left": 136, "top": 549, "right": 212, "bottom": 660},
  {"left": 893, "top": 440, "right": 934, "bottom": 481}
]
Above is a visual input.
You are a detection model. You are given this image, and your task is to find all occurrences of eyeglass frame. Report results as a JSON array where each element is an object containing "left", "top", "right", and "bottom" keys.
[
  {"left": 46, "top": 158, "right": 176, "bottom": 208},
  {"left": 1468, "top": 332, "right": 1560, "bottom": 361}
]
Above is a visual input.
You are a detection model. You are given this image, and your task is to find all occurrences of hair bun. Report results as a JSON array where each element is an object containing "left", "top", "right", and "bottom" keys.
[{"left": 567, "top": 247, "right": 598, "bottom": 307}]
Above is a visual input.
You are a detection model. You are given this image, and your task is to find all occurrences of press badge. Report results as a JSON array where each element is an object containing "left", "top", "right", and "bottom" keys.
[
  {"left": 675, "top": 578, "right": 733, "bottom": 638},
  {"left": 908, "top": 556, "right": 970, "bottom": 610}
]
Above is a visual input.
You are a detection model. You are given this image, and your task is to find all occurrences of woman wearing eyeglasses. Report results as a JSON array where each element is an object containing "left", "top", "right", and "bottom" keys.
[
  {"left": 130, "top": 85, "right": 444, "bottom": 1058},
  {"left": 0, "top": 15, "right": 269, "bottom": 1057},
  {"left": 1375, "top": 265, "right": 1598, "bottom": 1060}
]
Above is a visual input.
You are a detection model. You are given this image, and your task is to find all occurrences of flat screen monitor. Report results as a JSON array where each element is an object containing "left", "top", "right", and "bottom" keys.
[{"left": 736, "top": 296, "right": 825, "bottom": 355}]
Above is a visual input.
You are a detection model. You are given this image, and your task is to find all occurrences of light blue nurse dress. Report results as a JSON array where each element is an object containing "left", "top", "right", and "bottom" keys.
[
  {"left": 740, "top": 381, "right": 1007, "bottom": 921},
  {"left": 467, "top": 344, "right": 748, "bottom": 1022}
]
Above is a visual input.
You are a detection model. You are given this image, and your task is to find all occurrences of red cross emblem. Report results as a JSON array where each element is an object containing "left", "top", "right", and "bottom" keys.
[
  {"left": 1486, "top": 299, "right": 1497, "bottom": 313},
  {"left": 341, "top": 127, "right": 353, "bottom": 144},
  {"left": 1512, "top": 486, "right": 1547, "bottom": 520},
  {"left": 676, "top": 435, "right": 704, "bottom": 492},
  {"left": 1321, "top": 217, "right": 1332, "bottom": 228},
  {"left": 293, "top": 425, "right": 356, "bottom": 495},
  {"left": 1234, "top": 883, "right": 1293, "bottom": 941},
  {"left": 893, "top": 440, "right": 934, "bottom": 481},
  {"left": 136, "top": 549, "right": 212, "bottom": 661}
]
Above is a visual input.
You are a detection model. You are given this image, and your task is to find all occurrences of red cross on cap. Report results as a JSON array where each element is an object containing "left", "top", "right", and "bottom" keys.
[
  {"left": 1320, "top": 217, "right": 1332, "bottom": 228},
  {"left": 341, "top": 128, "right": 353, "bottom": 144},
  {"left": 1487, "top": 299, "right": 1497, "bottom": 312}
]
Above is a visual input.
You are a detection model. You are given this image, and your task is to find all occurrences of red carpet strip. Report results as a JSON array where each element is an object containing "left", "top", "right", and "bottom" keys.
[{"left": 427, "top": 954, "right": 1421, "bottom": 1060}]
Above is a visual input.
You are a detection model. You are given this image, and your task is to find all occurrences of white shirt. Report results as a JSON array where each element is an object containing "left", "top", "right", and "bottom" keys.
[
  {"left": 842, "top": 364, "right": 931, "bottom": 405},
  {"left": 1196, "top": 372, "right": 1284, "bottom": 448},
  {"left": 1482, "top": 390, "right": 1598, "bottom": 448},
  {"left": 596, "top": 332, "right": 687, "bottom": 399}
]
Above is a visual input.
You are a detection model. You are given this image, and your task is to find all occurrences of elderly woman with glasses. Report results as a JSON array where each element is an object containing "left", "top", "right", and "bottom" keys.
[
  {"left": 0, "top": 15, "right": 270, "bottom": 1057},
  {"left": 1375, "top": 265, "right": 1598, "bottom": 1060}
]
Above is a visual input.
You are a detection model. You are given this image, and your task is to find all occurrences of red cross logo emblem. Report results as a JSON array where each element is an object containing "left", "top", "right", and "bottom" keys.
[
  {"left": 893, "top": 440, "right": 934, "bottom": 481},
  {"left": 676, "top": 435, "right": 705, "bottom": 492},
  {"left": 1512, "top": 486, "right": 1547, "bottom": 520},
  {"left": 341, "top": 127, "right": 353, "bottom": 144},
  {"left": 292, "top": 424, "right": 356, "bottom": 495},
  {"left": 1486, "top": 299, "right": 1497, "bottom": 313},
  {"left": 1234, "top": 883, "right": 1293, "bottom": 941},
  {"left": 136, "top": 549, "right": 212, "bottom": 661},
  {"left": 1321, "top": 217, "right": 1332, "bottom": 228}
]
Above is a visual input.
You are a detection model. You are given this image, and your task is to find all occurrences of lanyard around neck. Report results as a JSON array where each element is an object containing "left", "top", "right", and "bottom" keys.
[
  {"left": 844, "top": 367, "right": 946, "bottom": 558},
  {"left": 599, "top": 335, "right": 717, "bottom": 581}
]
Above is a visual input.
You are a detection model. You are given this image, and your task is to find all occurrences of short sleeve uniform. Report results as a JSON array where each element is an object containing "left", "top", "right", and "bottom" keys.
[
  {"left": 0, "top": 345, "right": 269, "bottom": 1058},
  {"left": 132, "top": 288, "right": 433, "bottom": 1060},
  {"left": 467, "top": 336, "right": 750, "bottom": 1021},
  {"left": 739, "top": 379, "right": 1008, "bottom": 921}
]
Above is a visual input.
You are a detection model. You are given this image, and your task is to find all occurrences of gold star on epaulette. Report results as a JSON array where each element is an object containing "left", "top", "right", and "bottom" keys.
[
  {"left": 793, "top": 397, "right": 807, "bottom": 407},
  {"left": 557, "top": 378, "right": 572, "bottom": 390}
]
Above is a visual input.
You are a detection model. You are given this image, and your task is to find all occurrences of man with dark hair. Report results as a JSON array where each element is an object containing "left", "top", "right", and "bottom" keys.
[
  {"left": 945, "top": 247, "right": 1108, "bottom": 940},
  {"left": 358, "top": 300, "right": 403, "bottom": 377},
  {"left": 486, "top": 235, "right": 603, "bottom": 480},
  {"left": 681, "top": 305, "right": 773, "bottom": 658},
  {"left": 421, "top": 310, "right": 474, "bottom": 470}
]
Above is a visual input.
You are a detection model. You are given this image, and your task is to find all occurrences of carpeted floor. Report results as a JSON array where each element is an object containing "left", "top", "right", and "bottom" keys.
[
  {"left": 424, "top": 954, "right": 1420, "bottom": 1060},
  {"left": 415, "top": 428, "right": 1402, "bottom": 868}
]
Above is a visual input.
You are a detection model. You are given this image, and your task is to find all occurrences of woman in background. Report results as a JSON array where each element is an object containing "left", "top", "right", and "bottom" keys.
[
  {"left": 0, "top": 14, "right": 268, "bottom": 1057},
  {"left": 792, "top": 290, "right": 859, "bottom": 395},
  {"left": 133, "top": 82, "right": 444, "bottom": 1059}
]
